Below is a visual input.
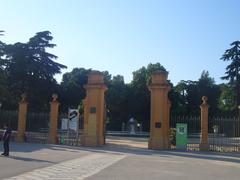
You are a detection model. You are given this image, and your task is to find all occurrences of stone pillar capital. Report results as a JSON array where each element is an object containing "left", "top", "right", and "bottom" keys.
[
  {"left": 50, "top": 93, "right": 60, "bottom": 103},
  {"left": 200, "top": 96, "right": 209, "bottom": 109},
  {"left": 19, "top": 93, "right": 28, "bottom": 104},
  {"left": 151, "top": 70, "right": 169, "bottom": 84}
]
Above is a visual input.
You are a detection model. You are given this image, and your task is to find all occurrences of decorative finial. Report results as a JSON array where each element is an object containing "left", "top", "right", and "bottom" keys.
[
  {"left": 21, "top": 93, "right": 26, "bottom": 102},
  {"left": 52, "top": 93, "right": 58, "bottom": 102},
  {"left": 202, "top": 96, "right": 208, "bottom": 104}
]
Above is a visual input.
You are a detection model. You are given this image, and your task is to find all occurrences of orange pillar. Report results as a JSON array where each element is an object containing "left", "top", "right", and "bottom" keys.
[
  {"left": 200, "top": 96, "right": 209, "bottom": 151},
  {"left": 16, "top": 94, "right": 28, "bottom": 142},
  {"left": 81, "top": 71, "right": 107, "bottom": 146},
  {"left": 148, "top": 71, "right": 171, "bottom": 150},
  {"left": 48, "top": 94, "right": 60, "bottom": 144}
]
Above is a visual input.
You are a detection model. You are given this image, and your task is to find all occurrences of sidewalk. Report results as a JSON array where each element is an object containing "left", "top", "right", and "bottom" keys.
[
  {"left": 0, "top": 142, "right": 91, "bottom": 179},
  {"left": 1, "top": 141, "right": 240, "bottom": 180}
]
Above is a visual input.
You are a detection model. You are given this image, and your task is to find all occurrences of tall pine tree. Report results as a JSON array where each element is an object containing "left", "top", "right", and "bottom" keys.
[{"left": 221, "top": 41, "right": 240, "bottom": 113}]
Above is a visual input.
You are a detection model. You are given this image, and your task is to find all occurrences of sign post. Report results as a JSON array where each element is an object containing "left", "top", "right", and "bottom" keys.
[
  {"left": 176, "top": 123, "right": 187, "bottom": 150},
  {"left": 68, "top": 109, "right": 79, "bottom": 144}
]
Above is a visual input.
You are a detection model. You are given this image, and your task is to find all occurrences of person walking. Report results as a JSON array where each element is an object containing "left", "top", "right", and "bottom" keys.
[{"left": 1, "top": 124, "right": 12, "bottom": 156}]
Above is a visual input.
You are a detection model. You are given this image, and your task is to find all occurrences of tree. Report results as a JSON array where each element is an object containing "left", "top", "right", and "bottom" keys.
[
  {"left": 129, "top": 63, "right": 166, "bottom": 131},
  {"left": 59, "top": 68, "right": 112, "bottom": 112},
  {"left": 221, "top": 41, "right": 240, "bottom": 113},
  {"left": 3, "top": 31, "right": 66, "bottom": 110},
  {"left": 173, "top": 71, "right": 220, "bottom": 115},
  {"left": 59, "top": 68, "right": 91, "bottom": 111},
  {"left": 171, "top": 80, "right": 189, "bottom": 114},
  {"left": 105, "top": 75, "right": 128, "bottom": 130},
  {"left": 197, "top": 71, "right": 220, "bottom": 115},
  {"left": 0, "top": 31, "right": 5, "bottom": 67},
  {"left": 218, "top": 83, "right": 236, "bottom": 113},
  {"left": 0, "top": 30, "right": 16, "bottom": 108}
]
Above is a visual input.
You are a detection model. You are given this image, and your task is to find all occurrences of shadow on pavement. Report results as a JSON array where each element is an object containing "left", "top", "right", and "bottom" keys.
[
  {"left": 76, "top": 143, "right": 240, "bottom": 165},
  {"left": 162, "top": 151, "right": 240, "bottom": 164},
  {"left": 3, "top": 155, "right": 54, "bottom": 163},
  {"left": 2, "top": 141, "right": 240, "bottom": 165},
  {"left": 4, "top": 142, "right": 80, "bottom": 153}
]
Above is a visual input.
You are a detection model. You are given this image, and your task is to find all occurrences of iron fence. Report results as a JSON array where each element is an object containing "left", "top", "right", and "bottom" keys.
[
  {"left": 1, "top": 109, "right": 239, "bottom": 152},
  {"left": 57, "top": 112, "right": 82, "bottom": 146},
  {"left": 26, "top": 112, "right": 49, "bottom": 132},
  {"left": 209, "top": 116, "right": 240, "bottom": 152},
  {"left": 0, "top": 110, "right": 18, "bottom": 130},
  {"left": 25, "top": 132, "right": 48, "bottom": 144},
  {"left": 170, "top": 115, "right": 200, "bottom": 151},
  {"left": 58, "top": 130, "right": 82, "bottom": 146}
]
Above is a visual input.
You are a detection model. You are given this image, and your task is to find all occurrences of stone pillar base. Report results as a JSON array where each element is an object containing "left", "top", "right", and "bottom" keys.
[
  {"left": 16, "top": 134, "right": 25, "bottom": 142},
  {"left": 48, "top": 136, "right": 58, "bottom": 144},
  {"left": 81, "top": 135, "right": 104, "bottom": 146},
  {"left": 199, "top": 143, "right": 209, "bottom": 151},
  {"left": 148, "top": 137, "right": 170, "bottom": 150}
]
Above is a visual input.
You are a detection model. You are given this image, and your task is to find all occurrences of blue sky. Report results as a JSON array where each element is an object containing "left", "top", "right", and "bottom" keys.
[{"left": 1, "top": 0, "right": 240, "bottom": 85}]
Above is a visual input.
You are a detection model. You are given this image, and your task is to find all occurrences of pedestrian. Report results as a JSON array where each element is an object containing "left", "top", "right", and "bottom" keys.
[{"left": 1, "top": 124, "right": 12, "bottom": 156}]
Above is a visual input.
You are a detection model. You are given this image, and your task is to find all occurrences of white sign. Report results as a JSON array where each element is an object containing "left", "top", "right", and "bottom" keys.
[
  {"left": 68, "top": 109, "right": 79, "bottom": 131},
  {"left": 61, "top": 118, "right": 68, "bottom": 130}
]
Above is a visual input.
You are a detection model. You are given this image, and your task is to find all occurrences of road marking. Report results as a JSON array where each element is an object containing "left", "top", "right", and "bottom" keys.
[{"left": 5, "top": 153, "right": 125, "bottom": 180}]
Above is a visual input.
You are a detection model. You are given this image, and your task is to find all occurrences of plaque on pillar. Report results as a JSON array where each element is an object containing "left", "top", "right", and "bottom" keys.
[
  {"left": 90, "top": 107, "right": 96, "bottom": 113},
  {"left": 155, "top": 122, "right": 161, "bottom": 128}
]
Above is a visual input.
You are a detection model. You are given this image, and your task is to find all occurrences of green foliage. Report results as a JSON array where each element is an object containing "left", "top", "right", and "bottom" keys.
[
  {"left": 221, "top": 41, "right": 240, "bottom": 82},
  {"left": 59, "top": 68, "right": 112, "bottom": 111},
  {"left": 105, "top": 75, "right": 128, "bottom": 130},
  {"left": 221, "top": 41, "right": 240, "bottom": 111},
  {"left": 103, "top": 63, "right": 167, "bottom": 131},
  {"left": 78, "top": 100, "right": 84, "bottom": 114},
  {"left": 218, "top": 84, "right": 236, "bottom": 112},
  {"left": 0, "top": 30, "right": 238, "bottom": 128},
  {"left": 169, "top": 128, "right": 176, "bottom": 146},
  {"left": 0, "top": 31, "right": 5, "bottom": 66},
  {"left": 102, "top": 71, "right": 112, "bottom": 86},
  {"left": 172, "top": 71, "right": 221, "bottom": 115},
  {"left": 0, "top": 31, "right": 66, "bottom": 110},
  {"left": 59, "top": 68, "right": 91, "bottom": 110},
  {"left": 129, "top": 63, "right": 166, "bottom": 131}
]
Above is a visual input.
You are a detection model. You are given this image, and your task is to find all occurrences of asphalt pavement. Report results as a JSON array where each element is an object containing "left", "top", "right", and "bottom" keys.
[{"left": 0, "top": 138, "right": 240, "bottom": 180}]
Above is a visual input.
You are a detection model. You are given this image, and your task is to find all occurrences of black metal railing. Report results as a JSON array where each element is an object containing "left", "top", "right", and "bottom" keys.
[
  {"left": 170, "top": 115, "right": 200, "bottom": 151},
  {"left": 1, "top": 110, "right": 239, "bottom": 152},
  {"left": 58, "top": 130, "right": 82, "bottom": 146},
  {"left": 26, "top": 112, "right": 49, "bottom": 132},
  {"left": 25, "top": 132, "right": 48, "bottom": 144},
  {"left": 0, "top": 110, "right": 18, "bottom": 130},
  {"left": 209, "top": 116, "right": 240, "bottom": 152}
]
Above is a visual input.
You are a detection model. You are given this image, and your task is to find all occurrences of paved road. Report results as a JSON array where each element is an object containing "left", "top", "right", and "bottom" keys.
[
  {"left": 1, "top": 138, "right": 240, "bottom": 180},
  {"left": 0, "top": 142, "right": 91, "bottom": 179}
]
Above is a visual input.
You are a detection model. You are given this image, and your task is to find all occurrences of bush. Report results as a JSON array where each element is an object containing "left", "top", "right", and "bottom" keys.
[{"left": 169, "top": 128, "right": 176, "bottom": 145}]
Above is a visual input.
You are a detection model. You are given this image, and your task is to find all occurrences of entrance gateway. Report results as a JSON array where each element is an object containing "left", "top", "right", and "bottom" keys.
[{"left": 81, "top": 70, "right": 171, "bottom": 150}]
